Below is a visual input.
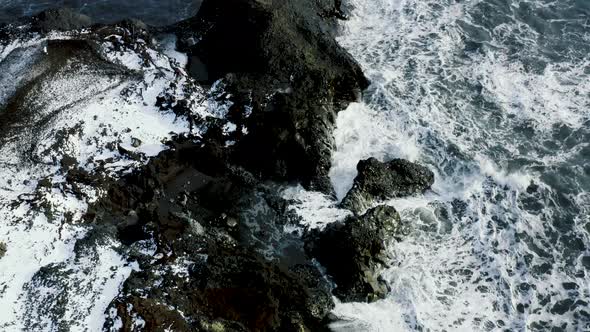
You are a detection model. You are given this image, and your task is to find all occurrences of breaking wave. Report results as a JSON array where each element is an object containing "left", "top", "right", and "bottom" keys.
[{"left": 297, "top": 0, "right": 590, "bottom": 330}]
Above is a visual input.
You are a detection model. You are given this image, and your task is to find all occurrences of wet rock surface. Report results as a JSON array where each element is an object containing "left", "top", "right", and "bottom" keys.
[
  {"left": 93, "top": 137, "right": 335, "bottom": 331},
  {"left": 0, "top": 38, "right": 135, "bottom": 143},
  {"left": 305, "top": 205, "right": 405, "bottom": 302},
  {"left": 0, "top": 13, "right": 206, "bottom": 329},
  {"left": 110, "top": 248, "right": 334, "bottom": 332},
  {"left": 341, "top": 157, "right": 435, "bottom": 214},
  {"left": 174, "top": 0, "right": 369, "bottom": 194}
]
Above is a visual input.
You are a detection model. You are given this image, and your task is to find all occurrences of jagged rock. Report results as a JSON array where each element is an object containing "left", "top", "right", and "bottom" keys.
[
  {"left": 341, "top": 158, "right": 435, "bottom": 214},
  {"left": 110, "top": 248, "right": 333, "bottom": 332},
  {"left": 177, "top": 0, "right": 362, "bottom": 82},
  {"left": 37, "top": 177, "right": 52, "bottom": 188},
  {"left": 92, "top": 138, "right": 335, "bottom": 331},
  {"left": 88, "top": 0, "right": 369, "bottom": 324},
  {"left": 0, "top": 242, "right": 6, "bottom": 259},
  {"left": 305, "top": 205, "right": 405, "bottom": 302},
  {"left": 175, "top": 0, "right": 369, "bottom": 194},
  {"left": 130, "top": 137, "right": 142, "bottom": 148},
  {"left": 60, "top": 155, "right": 78, "bottom": 171},
  {"left": 31, "top": 8, "right": 93, "bottom": 32},
  {"left": 195, "top": 248, "right": 333, "bottom": 331}
]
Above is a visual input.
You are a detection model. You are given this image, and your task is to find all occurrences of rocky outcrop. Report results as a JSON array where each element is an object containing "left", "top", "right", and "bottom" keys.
[
  {"left": 194, "top": 251, "right": 333, "bottom": 331},
  {"left": 174, "top": 0, "right": 369, "bottom": 194},
  {"left": 112, "top": 248, "right": 333, "bottom": 332},
  {"left": 92, "top": 136, "right": 335, "bottom": 331},
  {"left": 0, "top": 38, "right": 134, "bottom": 142},
  {"left": 305, "top": 205, "right": 406, "bottom": 302},
  {"left": 107, "top": 247, "right": 330, "bottom": 331},
  {"left": 341, "top": 158, "right": 435, "bottom": 214},
  {"left": 1, "top": 2, "right": 359, "bottom": 326}
]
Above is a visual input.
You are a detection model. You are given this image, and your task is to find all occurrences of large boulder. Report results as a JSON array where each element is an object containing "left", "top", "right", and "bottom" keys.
[
  {"left": 177, "top": 0, "right": 364, "bottom": 84},
  {"left": 175, "top": 0, "right": 369, "bottom": 194},
  {"left": 341, "top": 158, "right": 435, "bottom": 214},
  {"left": 305, "top": 205, "right": 405, "bottom": 302}
]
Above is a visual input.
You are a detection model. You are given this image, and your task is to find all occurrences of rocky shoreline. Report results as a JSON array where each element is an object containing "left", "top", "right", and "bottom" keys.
[{"left": 0, "top": 1, "right": 434, "bottom": 331}]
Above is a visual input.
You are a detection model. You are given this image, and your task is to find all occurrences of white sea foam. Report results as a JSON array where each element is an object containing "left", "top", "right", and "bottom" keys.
[
  {"left": 330, "top": 102, "right": 422, "bottom": 201},
  {"left": 297, "top": 0, "right": 590, "bottom": 330},
  {"left": 282, "top": 185, "right": 352, "bottom": 230}
]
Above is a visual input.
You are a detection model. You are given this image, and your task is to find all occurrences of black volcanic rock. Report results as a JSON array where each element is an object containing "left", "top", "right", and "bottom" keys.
[
  {"left": 175, "top": 0, "right": 369, "bottom": 194},
  {"left": 341, "top": 158, "right": 435, "bottom": 214},
  {"left": 0, "top": 241, "right": 6, "bottom": 259},
  {"left": 91, "top": 0, "right": 370, "bottom": 326},
  {"left": 110, "top": 247, "right": 334, "bottom": 332},
  {"left": 194, "top": 249, "right": 334, "bottom": 331},
  {"left": 0, "top": 38, "right": 135, "bottom": 147},
  {"left": 177, "top": 0, "right": 360, "bottom": 81},
  {"left": 305, "top": 205, "right": 405, "bottom": 302},
  {"left": 95, "top": 138, "right": 335, "bottom": 331}
]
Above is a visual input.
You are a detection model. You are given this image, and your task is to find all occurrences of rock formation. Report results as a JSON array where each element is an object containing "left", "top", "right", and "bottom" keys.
[
  {"left": 174, "top": 0, "right": 369, "bottom": 194},
  {"left": 305, "top": 205, "right": 406, "bottom": 302},
  {"left": 341, "top": 157, "right": 435, "bottom": 214}
]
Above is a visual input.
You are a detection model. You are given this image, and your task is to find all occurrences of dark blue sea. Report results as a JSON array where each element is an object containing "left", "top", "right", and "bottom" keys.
[{"left": 0, "top": 0, "right": 200, "bottom": 26}]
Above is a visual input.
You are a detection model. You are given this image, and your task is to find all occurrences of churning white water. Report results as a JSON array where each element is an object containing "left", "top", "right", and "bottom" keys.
[{"left": 292, "top": 0, "right": 590, "bottom": 330}]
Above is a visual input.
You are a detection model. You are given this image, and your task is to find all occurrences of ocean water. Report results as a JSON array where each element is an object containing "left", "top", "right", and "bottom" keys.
[
  {"left": 0, "top": 0, "right": 200, "bottom": 26},
  {"left": 322, "top": 0, "right": 590, "bottom": 330}
]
